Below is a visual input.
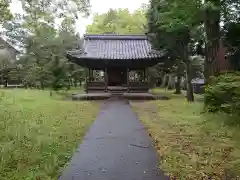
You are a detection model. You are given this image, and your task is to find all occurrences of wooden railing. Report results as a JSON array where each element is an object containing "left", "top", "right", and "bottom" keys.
[
  {"left": 85, "top": 81, "right": 106, "bottom": 92},
  {"left": 85, "top": 81, "right": 151, "bottom": 93},
  {"left": 128, "top": 81, "right": 151, "bottom": 92}
]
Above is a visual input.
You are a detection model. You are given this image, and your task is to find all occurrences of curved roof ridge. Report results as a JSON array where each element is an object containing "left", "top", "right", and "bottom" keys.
[{"left": 84, "top": 34, "right": 148, "bottom": 40}]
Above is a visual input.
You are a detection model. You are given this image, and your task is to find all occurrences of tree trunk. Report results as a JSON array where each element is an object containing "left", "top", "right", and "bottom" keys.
[
  {"left": 67, "top": 79, "right": 71, "bottom": 90},
  {"left": 68, "top": 78, "right": 71, "bottom": 89},
  {"left": 204, "top": 0, "right": 221, "bottom": 82},
  {"left": 1, "top": 71, "right": 3, "bottom": 85},
  {"left": 167, "top": 74, "right": 175, "bottom": 90},
  {"left": 40, "top": 80, "right": 44, "bottom": 89},
  {"left": 182, "top": 32, "right": 194, "bottom": 102},
  {"left": 186, "top": 63, "right": 194, "bottom": 102},
  {"left": 160, "top": 73, "right": 167, "bottom": 88},
  {"left": 174, "top": 75, "right": 181, "bottom": 94},
  {"left": 167, "top": 74, "right": 171, "bottom": 89},
  {"left": 74, "top": 79, "right": 77, "bottom": 87}
]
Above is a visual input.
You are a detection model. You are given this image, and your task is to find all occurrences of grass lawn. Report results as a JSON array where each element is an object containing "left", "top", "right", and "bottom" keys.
[
  {"left": 0, "top": 89, "right": 99, "bottom": 180},
  {"left": 132, "top": 89, "right": 240, "bottom": 179}
]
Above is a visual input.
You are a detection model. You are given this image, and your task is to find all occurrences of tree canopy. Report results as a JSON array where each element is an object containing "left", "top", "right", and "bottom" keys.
[
  {"left": 86, "top": 7, "right": 147, "bottom": 34},
  {"left": 146, "top": 0, "right": 240, "bottom": 101},
  {"left": 0, "top": 0, "right": 89, "bottom": 89},
  {"left": 0, "top": 0, "right": 12, "bottom": 23}
]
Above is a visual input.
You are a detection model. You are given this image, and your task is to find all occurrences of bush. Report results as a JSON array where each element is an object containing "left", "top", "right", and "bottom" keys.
[{"left": 204, "top": 72, "right": 240, "bottom": 115}]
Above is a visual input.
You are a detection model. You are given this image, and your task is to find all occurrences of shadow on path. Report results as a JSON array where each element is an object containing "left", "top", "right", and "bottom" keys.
[{"left": 59, "top": 98, "right": 169, "bottom": 180}]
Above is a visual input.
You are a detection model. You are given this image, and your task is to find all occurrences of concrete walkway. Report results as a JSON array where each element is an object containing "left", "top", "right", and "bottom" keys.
[{"left": 59, "top": 99, "right": 168, "bottom": 180}]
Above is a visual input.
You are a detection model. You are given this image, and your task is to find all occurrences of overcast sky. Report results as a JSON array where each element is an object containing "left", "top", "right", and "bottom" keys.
[{"left": 10, "top": 0, "right": 148, "bottom": 35}]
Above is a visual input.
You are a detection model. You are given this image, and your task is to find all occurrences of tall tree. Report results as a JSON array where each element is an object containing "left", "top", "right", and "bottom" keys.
[
  {"left": 147, "top": 0, "right": 202, "bottom": 101},
  {"left": 3, "top": 0, "right": 90, "bottom": 89},
  {"left": 204, "top": 0, "right": 221, "bottom": 79}
]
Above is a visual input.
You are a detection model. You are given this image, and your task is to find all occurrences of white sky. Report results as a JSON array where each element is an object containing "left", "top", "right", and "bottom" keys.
[
  {"left": 76, "top": 0, "right": 148, "bottom": 35},
  {"left": 10, "top": 0, "right": 148, "bottom": 36}
]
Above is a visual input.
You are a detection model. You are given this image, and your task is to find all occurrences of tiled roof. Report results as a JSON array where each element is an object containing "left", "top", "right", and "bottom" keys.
[
  {"left": 0, "top": 37, "right": 20, "bottom": 54},
  {"left": 67, "top": 34, "right": 165, "bottom": 60}
]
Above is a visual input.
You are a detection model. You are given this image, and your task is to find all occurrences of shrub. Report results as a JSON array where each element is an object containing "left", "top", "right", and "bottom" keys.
[{"left": 204, "top": 72, "right": 240, "bottom": 115}]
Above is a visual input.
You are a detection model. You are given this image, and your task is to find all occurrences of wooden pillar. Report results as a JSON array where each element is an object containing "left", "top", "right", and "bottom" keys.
[
  {"left": 88, "top": 68, "right": 90, "bottom": 81},
  {"left": 91, "top": 69, "right": 94, "bottom": 81},
  {"left": 145, "top": 68, "right": 149, "bottom": 83},
  {"left": 145, "top": 68, "right": 150, "bottom": 92},
  {"left": 85, "top": 68, "right": 89, "bottom": 93},
  {"left": 143, "top": 68, "right": 146, "bottom": 82},
  {"left": 90, "top": 68, "right": 92, "bottom": 81},
  {"left": 104, "top": 68, "right": 108, "bottom": 92},
  {"left": 127, "top": 68, "right": 129, "bottom": 92},
  {"left": 89, "top": 68, "right": 93, "bottom": 81}
]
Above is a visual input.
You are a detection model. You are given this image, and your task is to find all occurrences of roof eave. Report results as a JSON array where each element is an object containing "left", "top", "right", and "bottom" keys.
[{"left": 67, "top": 54, "right": 165, "bottom": 60}]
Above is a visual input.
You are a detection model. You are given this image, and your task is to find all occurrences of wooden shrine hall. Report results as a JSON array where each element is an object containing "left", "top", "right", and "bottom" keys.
[{"left": 66, "top": 34, "right": 166, "bottom": 94}]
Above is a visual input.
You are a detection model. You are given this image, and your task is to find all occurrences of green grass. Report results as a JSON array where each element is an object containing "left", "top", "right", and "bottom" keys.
[
  {"left": 132, "top": 89, "right": 240, "bottom": 179},
  {"left": 0, "top": 89, "right": 99, "bottom": 180}
]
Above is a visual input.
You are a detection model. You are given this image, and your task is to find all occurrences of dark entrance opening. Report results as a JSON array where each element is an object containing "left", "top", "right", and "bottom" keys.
[{"left": 107, "top": 68, "right": 127, "bottom": 86}]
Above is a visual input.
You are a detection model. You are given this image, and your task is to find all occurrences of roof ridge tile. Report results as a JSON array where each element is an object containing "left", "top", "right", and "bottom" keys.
[{"left": 84, "top": 34, "right": 147, "bottom": 40}]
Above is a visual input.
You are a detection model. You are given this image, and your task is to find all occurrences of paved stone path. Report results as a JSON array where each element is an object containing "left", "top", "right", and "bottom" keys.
[{"left": 59, "top": 99, "right": 169, "bottom": 180}]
